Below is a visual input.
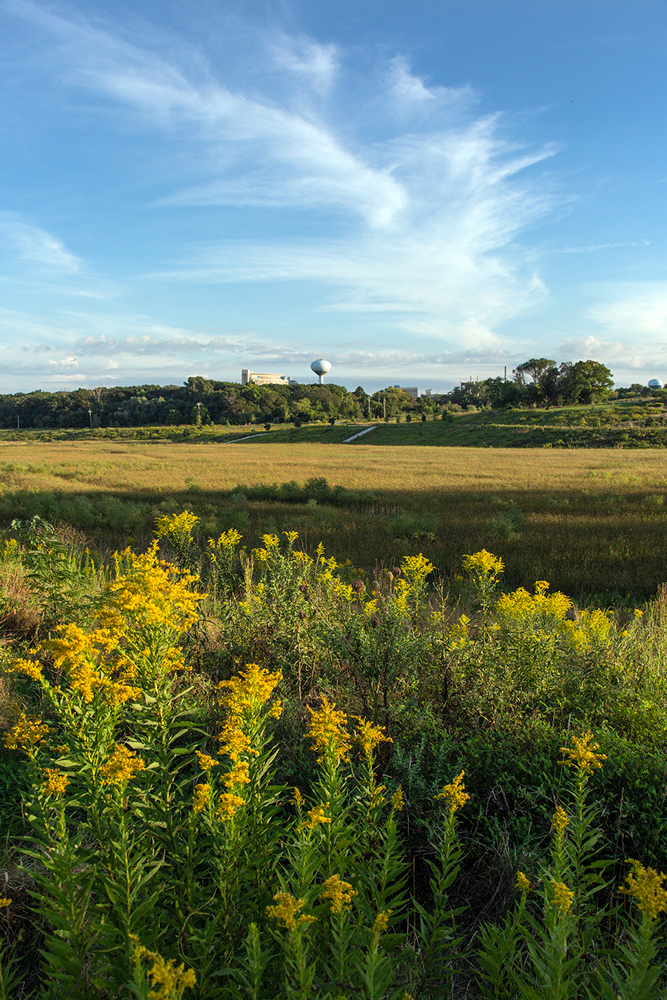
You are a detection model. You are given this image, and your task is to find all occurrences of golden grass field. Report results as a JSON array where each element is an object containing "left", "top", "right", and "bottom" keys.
[
  {"left": 1, "top": 438, "right": 667, "bottom": 493},
  {"left": 1, "top": 439, "right": 667, "bottom": 600}
]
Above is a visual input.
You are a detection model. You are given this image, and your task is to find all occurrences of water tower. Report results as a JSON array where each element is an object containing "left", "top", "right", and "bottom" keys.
[
  {"left": 648, "top": 378, "right": 664, "bottom": 390},
  {"left": 311, "top": 358, "right": 332, "bottom": 384}
]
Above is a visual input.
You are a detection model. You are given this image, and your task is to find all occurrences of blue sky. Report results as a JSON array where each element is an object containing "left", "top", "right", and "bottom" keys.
[{"left": 1, "top": 0, "right": 666, "bottom": 393}]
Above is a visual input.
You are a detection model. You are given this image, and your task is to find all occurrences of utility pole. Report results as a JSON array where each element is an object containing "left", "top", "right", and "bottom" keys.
[
  {"left": 368, "top": 396, "right": 371, "bottom": 419},
  {"left": 196, "top": 401, "right": 202, "bottom": 426},
  {"left": 504, "top": 366, "right": 507, "bottom": 382},
  {"left": 383, "top": 395, "right": 386, "bottom": 419},
  {"left": 16, "top": 415, "right": 20, "bottom": 430},
  {"left": 88, "top": 409, "right": 93, "bottom": 429}
]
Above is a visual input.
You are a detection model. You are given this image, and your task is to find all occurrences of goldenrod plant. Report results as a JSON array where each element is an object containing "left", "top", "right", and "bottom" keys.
[{"left": 3, "top": 519, "right": 667, "bottom": 997}]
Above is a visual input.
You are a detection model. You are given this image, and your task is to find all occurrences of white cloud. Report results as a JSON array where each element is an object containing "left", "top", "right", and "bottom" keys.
[
  {"left": 8, "top": 0, "right": 559, "bottom": 347},
  {"left": 0, "top": 213, "right": 81, "bottom": 273}
]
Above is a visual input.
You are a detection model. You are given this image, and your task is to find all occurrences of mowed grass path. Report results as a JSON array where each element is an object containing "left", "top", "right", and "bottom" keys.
[{"left": 1, "top": 440, "right": 667, "bottom": 600}]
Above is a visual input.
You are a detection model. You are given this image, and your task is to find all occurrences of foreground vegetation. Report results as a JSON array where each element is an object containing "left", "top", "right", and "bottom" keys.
[{"left": 2, "top": 515, "right": 667, "bottom": 996}]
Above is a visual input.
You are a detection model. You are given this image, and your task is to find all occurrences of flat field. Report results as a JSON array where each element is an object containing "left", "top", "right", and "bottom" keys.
[{"left": 1, "top": 438, "right": 667, "bottom": 600}]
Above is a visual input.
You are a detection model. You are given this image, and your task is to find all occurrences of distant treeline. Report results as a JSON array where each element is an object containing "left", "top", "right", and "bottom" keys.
[
  {"left": 0, "top": 360, "right": 655, "bottom": 429},
  {"left": 0, "top": 378, "right": 436, "bottom": 430}
]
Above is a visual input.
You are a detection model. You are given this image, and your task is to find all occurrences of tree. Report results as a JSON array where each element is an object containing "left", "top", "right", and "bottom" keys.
[{"left": 513, "top": 358, "right": 557, "bottom": 387}]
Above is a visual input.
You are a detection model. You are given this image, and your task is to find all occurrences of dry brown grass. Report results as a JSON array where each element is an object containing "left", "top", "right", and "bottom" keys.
[
  {"left": 1, "top": 439, "right": 667, "bottom": 494},
  {"left": 0, "top": 563, "right": 40, "bottom": 639}
]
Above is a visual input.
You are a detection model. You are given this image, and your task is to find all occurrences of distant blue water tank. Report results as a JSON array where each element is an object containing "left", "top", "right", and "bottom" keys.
[{"left": 648, "top": 378, "right": 664, "bottom": 389}]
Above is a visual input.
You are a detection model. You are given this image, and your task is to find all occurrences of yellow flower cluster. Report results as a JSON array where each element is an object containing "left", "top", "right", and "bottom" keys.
[
  {"left": 560, "top": 732, "right": 607, "bottom": 775},
  {"left": 550, "top": 880, "right": 574, "bottom": 915},
  {"left": 553, "top": 806, "right": 569, "bottom": 836},
  {"left": 207, "top": 528, "right": 243, "bottom": 564},
  {"left": 100, "top": 543, "right": 203, "bottom": 636},
  {"left": 216, "top": 664, "right": 282, "bottom": 798},
  {"left": 436, "top": 771, "right": 470, "bottom": 814},
  {"left": 401, "top": 553, "right": 435, "bottom": 587},
  {"left": 320, "top": 874, "right": 357, "bottom": 914},
  {"left": 133, "top": 941, "right": 196, "bottom": 999},
  {"left": 155, "top": 510, "right": 200, "bottom": 544},
  {"left": 0, "top": 898, "right": 11, "bottom": 909},
  {"left": 306, "top": 697, "right": 351, "bottom": 763},
  {"left": 621, "top": 860, "right": 667, "bottom": 920},
  {"left": 215, "top": 793, "right": 245, "bottom": 820},
  {"left": 266, "top": 892, "right": 316, "bottom": 931},
  {"left": 391, "top": 786, "right": 404, "bottom": 812},
  {"left": 42, "top": 768, "right": 69, "bottom": 797},
  {"left": 4, "top": 710, "right": 49, "bottom": 755},
  {"left": 99, "top": 743, "right": 145, "bottom": 787},
  {"left": 299, "top": 804, "right": 331, "bottom": 832},
  {"left": 47, "top": 624, "right": 141, "bottom": 705},
  {"left": 353, "top": 718, "right": 392, "bottom": 762},
  {"left": 445, "top": 615, "right": 470, "bottom": 652},
  {"left": 196, "top": 752, "right": 218, "bottom": 773},
  {"left": 515, "top": 872, "right": 531, "bottom": 892},
  {"left": 462, "top": 550, "right": 504, "bottom": 579},
  {"left": 495, "top": 583, "right": 572, "bottom": 628},
  {"left": 372, "top": 910, "right": 392, "bottom": 935},
  {"left": 192, "top": 784, "right": 211, "bottom": 814}
]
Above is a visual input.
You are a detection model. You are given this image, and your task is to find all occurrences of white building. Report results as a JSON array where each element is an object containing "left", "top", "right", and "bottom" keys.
[{"left": 242, "top": 370, "right": 293, "bottom": 386}]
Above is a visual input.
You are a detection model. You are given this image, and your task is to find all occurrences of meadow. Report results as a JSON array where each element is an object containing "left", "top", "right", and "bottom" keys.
[
  {"left": 1, "top": 439, "right": 667, "bottom": 599},
  {"left": 2, "top": 442, "right": 667, "bottom": 997}
]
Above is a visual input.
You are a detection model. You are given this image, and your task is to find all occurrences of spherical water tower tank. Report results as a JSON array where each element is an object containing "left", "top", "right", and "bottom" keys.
[
  {"left": 311, "top": 358, "right": 332, "bottom": 384},
  {"left": 648, "top": 378, "right": 664, "bottom": 390}
]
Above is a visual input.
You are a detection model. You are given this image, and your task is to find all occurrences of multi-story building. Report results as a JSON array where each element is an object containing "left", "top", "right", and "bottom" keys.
[{"left": 242, "top": 370, "right": 293, "bottom": 386}]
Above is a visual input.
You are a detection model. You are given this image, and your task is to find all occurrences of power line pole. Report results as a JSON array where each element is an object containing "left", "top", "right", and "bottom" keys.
[{"left": 88, "top": 409, "right": 93, "bottom": 429}]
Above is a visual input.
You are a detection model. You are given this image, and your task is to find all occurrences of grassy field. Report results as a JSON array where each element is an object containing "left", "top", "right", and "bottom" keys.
[{"left": 1, "top": 439, "right": 667, "bottom": 600}]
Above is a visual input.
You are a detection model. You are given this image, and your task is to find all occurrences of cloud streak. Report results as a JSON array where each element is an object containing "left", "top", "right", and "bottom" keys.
[{"left": 6, "top": 0, "right": 561, "bottom": 355}]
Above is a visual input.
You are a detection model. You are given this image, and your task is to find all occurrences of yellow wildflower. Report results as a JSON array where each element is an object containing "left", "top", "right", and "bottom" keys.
[
  {"left": 283, "top": 531, "right": 299, "bottom": 544},
  {"left": 621, "top": 860, "right": 667, "bottom": 921},
  {"left": 100, "top": 543, "right": 203, "bottom": 637},
  {"left": 155, "top": 509, "right": 200, "bottom": 544},
  {"left": 320, "top": 874, "right": 357, "bottom": 914},
  {"left": 223, "top": 760, "right": 250, "bottom": 788},
  {"left": 196, "top": 752, "right": 218, "bottom": 773},
  {"left": 560, "top": 732, "right": 607, "bottom": 775},
  {"left": 553, "top": 806, "right": 569, "bottom": 837},
  {"left": 192, "top": 784, "right": 211, "bottom": 814},
  {"left": 391, "top": 786, "right": 404, "bottom": 812},
  {"left": 270, "top": 700, "right": 283, "bottom": 719},
  {"left": 550, "top": 880, "right": 574, "bottom": 915},
  {"left": 373, "top": 910, "right": 392, "bottom": 934},
  {"left": 401, "top": 553, "right": 435, "bottom": 587},
  {"left": 299, "top": 804, "right": 331, "bottom": 832},
  {"left": 42, "top": 768, "right": 69, "bottom": 797},
  {"left": 99, "top": 744, "right": 145, "bottom": 787},
  {"left": 353, "top": 717, "right": 393, "bottom": 762},
  {"left": 4, "top": 710, "right": 49, "bottom": 755},
  {"left": 8, "top": 657, "right": 43, "bottom": 683},
  {"left": 266, "top": 892, "right": 316, "bottom": 931},
  {"left": 306, "top": 697, "right": 351, "bottom": 763},
  {"left": 215, "top": 793, "right": 245, "bottom": 820},
  {"left": 133, "top": 941, "right": 196, "bottom": 999},
  {"left": 462, "top": 549, "right": 504, "bottom": 578},
  {"left": 436, "top": 771, "right": 470, "bottom": 814},
  {"left": 634, "top": 609, "right": 644, "bottom": 618},
  {"left": 0, "top": 899, "right": 11, "bottom": 909},
  {"left": 292, "top": 787, "right": 305, "bottom": 809},
  {"left": 515, "top": 872, "right": 531, "bottom": 893},
  {"left": 218, "top": 663, "right": 282, "bottom": 719}
]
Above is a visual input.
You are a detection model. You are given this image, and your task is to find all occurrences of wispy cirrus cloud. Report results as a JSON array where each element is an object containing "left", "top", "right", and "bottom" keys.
[
  {"left": 0, "top": 213, "right": 81, "bottom": 273},
  {"left": 5, "top": 0, "right": 561, "bottom": 355}
]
